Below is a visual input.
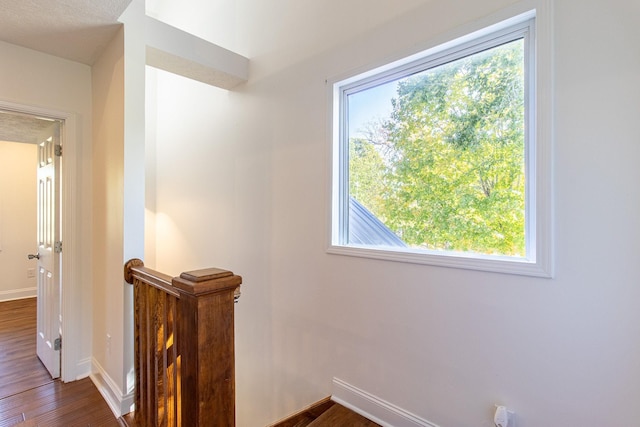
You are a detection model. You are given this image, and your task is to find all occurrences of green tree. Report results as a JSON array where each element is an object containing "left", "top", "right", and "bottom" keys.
[
  {"left": 351, "top": 39, "right": 526, "bottom": 256},
  {"left": 349, "top": 137, "right": 388, "bottom": 220}
]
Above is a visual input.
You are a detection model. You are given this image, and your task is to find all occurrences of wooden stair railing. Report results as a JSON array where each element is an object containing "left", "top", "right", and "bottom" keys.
[{"left": 124, "top": 259, "right": 242, "bottom": 427}]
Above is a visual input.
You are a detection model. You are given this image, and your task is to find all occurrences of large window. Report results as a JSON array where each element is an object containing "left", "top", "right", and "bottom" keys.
[{"left": 330, "top": 12, "right": 552, "bottom": 276}]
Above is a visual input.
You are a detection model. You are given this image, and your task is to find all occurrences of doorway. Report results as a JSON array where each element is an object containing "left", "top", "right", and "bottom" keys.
[
  {"left": 0, "top": 110, "right": 62, "bottom": 380},
  {"left": 0, "top": 102, "right": 83, "bottom": 383}
]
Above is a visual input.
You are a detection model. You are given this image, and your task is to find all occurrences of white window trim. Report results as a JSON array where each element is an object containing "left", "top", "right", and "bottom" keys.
[{"left": 327, "top": 6, "right": 553, "bottom": 278}]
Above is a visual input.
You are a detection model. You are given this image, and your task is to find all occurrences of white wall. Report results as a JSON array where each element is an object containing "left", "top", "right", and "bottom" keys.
[
  {"left": 91, "top": 25, "right": 134, "bottom": 414},
  {"left": 0, "top": 40, "right": 93, "bottom": 378},
  {"left": 146, "top": 0, "right": 640, "bottom": 426},
  {"left": 91, "top": 2, "right": 145, "bottom": 414},
  {"left": 0, "top": 141, "right": 37, "bottom": 301}
]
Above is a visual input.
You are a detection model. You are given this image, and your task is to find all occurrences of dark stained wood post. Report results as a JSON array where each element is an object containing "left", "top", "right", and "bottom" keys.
[
  {"left": 124, "top": 259, "right": 242, "bottom": 427},
  {"left": 173, "top": 268, "right": 241, "bottom": 427}
]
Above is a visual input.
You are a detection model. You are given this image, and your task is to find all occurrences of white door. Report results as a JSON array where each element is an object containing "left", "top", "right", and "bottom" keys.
[{"left": 34, "top": 123, "right": 61, "bottom": 379}]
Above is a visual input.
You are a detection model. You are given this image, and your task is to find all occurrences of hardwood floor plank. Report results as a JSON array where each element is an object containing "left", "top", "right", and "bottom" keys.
[
  {"left": 267, "top": 397, "right": 335, "bottom": 427},
  {"left": 21, "top": 382, "right": 119, "bottom": 426},
  {"left": 0, "top": 298, "right": 52, "bottom": 402},
  {"left": 308, "top": 403, "right": 381, "bottom": 427},
  {"left": 268, "top": 398, "right": 381, "bottom": 427},
  {"left": 0, "top": 413, "right": 24, "bottom": 427},
  {"left": 0, "top": 298, "right": 120, "bottom": 426}
]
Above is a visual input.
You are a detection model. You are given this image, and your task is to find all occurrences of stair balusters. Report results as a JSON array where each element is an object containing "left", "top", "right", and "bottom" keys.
[{"left": 124, "top": 259, "right": 242, "bottom": 426}]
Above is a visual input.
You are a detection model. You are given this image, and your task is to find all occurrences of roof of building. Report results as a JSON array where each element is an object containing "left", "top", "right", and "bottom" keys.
[{"left": 348, "top": 197, "right": 407, "bottom": 248}]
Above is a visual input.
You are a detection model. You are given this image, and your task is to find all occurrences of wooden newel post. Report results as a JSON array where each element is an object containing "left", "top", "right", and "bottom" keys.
[
  {"left": 173, "top": 268, "right": 242, "bottom": 427},
  {"left": 124, "top": 259, "right": 242, "bottom": 427}
]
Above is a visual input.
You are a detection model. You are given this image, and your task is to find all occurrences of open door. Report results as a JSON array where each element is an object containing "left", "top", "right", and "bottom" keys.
[{"left": 33, "top": 122, "right": 62, "bottom": 379}]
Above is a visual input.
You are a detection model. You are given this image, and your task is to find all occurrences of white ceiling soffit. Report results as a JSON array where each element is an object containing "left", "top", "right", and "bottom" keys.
[
  {"left": 0, "top": 0, "right": 132, "bottom": 65},
  {"left": 145, "top": 16, "right": 249, "bottom": 90}
]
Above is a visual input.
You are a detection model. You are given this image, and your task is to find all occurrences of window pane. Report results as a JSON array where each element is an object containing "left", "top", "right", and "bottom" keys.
[{"left": 347, "top": 39, "right": 526, "bottom": 257}]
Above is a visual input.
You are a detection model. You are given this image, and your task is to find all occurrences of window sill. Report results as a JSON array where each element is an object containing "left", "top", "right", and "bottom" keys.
[{"left": 327, "top": 244, "right": 552, "bottom": 278}]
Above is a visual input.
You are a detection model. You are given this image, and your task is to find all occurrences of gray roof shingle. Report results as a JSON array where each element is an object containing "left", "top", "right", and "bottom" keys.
[{"left": 348, "top": 197, "right": 407, "bottom": 248}]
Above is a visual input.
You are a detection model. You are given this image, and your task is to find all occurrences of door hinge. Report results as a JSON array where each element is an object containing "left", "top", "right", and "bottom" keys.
[
  {"left": 54, "top": 241, "right": 62, "bottom": 253},
  {"left": 54, "top": 337, "right": 62, "bottom": 351},
  {"left": 55, "top": 145, "right": 62, "bottom": 157}
]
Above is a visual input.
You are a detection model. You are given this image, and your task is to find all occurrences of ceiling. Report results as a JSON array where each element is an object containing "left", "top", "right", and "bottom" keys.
[
  {"left": 0, "top": 1, "right": 131, "bottom": 143},
  {"left": 0, "top": 110, "right": 60, "bottom": 144},
  {"left": 0, "top": 0, "right": 132, "bottom": 65}
]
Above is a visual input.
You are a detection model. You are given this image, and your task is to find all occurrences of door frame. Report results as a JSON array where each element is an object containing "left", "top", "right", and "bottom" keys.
[{"left": 0, "top": 99, "right": 83, "bottom": 382}]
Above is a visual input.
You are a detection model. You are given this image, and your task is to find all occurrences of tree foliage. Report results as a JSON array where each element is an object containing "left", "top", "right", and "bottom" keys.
[
  {"left": 349, "top": 40, "right": 526, "bottom": 256},
  {"left": 349, "top": 137, "right": 387, "bottom": 220}
]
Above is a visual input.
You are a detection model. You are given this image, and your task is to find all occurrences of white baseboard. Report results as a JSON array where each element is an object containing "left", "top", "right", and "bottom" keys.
[
  {"left": 90, "top": 358, "right": 135, "bottom": 418},
  {"left": 61, "top": 357, "right": 92, "bottom": 383},
  {"left": 0, "top": 287, "right": 36, "bottom": 302},
  {"left": 75, "top": 357, "right": 92, "bottom": 380},
  {"left": 332, "top": 377, "right": 440, "bottom": 427}
]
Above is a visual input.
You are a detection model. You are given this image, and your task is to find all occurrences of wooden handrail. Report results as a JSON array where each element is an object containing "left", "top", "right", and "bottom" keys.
[{"left": 124, "top": 259, "right": 242, "bottom": 426}]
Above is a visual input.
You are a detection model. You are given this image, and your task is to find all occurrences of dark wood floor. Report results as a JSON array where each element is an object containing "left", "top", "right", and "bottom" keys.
[
  {"left": 268, "top": 397, "right": 381, "bottom": 427},
  {"left": 0, "top": 298, "right": 121, "bottom": 426},
  {"left": 0, "top": 298, "right": 52, "bottom": 399},
  {"left": 308, "top": 403, "right": 380, "bottom": 427}
]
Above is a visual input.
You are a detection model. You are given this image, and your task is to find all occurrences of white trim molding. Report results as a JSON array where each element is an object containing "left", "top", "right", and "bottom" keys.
[
  {"left": 91, "top": 358, "right": 135, "bottom": 417},
  {"left": 0, "top": 287, "right": 37, "bottom": 302},
  {"left": 75, "top": 357, "right": 92, "bottom": 380},
  {"left": 332, "top": 378, "right": 440, "bottom": 427}
]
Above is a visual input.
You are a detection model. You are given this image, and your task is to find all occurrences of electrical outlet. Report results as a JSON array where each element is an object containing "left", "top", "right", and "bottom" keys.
[
  {"left": 494, "top": 405, "right": 516, "bottom": 427},
  {"left": 27, "top": 268, "right": 35, "bottom": 278}
]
